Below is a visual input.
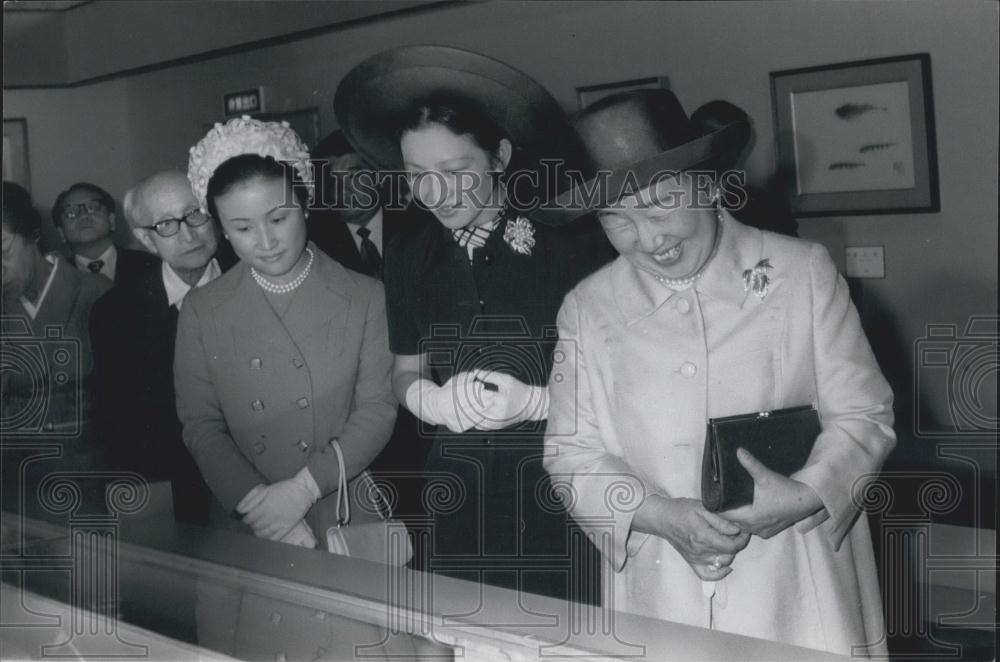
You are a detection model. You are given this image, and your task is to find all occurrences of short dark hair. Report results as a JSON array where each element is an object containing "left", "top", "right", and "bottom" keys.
[
  {"left": 3, "top": 181, "right": 43, "bottom": 241},
  {"left": 397, "top": 94, "right": 509, "bottom": 158},
  {"left": 206, "top": 154, "right": 309, "bottom": 221},
  {"left": 51, "top": 182, "right": 116, "bottom": 226}
]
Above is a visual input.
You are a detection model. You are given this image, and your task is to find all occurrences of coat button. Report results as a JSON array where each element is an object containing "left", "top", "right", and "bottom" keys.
[
  {"left": 483, "top": 253, "right": 494, "bottom": 265},
  {"left": 680, "top": 362, "right": 697, "bottom": 378},
  {"left": 297, "top": 439, "right": 310, "bottom": 452},
  {"left": 275, "top": 653, "right": 286, "bottom": 662},
  {"left": 291, "top": 357, "right": 304, "bottom": 368},
  {"left": 251, "top": 399, "right": 264, "bottom": 411},
  {"left": 253, "top": 442, "right": 266, "bottom": 455},
  {"left": 297, "top": 397, "right": 309, "bottom": 409},
  {"left": 270, "top": 611, "right": 281, "bottom": 625},
  {"left": 250, "top": 357, "right": 262, "bottom": 370},
  {"left": 676, "top": 298, "right": 691, "bottom": 314},
  {"left": 479, "top": 299, "right": 486, "bottom": 306}
]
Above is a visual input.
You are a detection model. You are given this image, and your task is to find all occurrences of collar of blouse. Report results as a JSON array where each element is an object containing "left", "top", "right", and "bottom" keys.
[{"left": 613, "top": 210, "right": 764, "bottom": 326}]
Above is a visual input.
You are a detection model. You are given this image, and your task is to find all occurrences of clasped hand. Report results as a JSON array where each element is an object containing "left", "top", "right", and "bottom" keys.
[
  {"left": 637, "top": 495, "right": 750, "bottom": 582},
  {"left": 719, "top": 448, "right": 824, "bottom": 539},
  {"left": 414, "top": 370, "right": 546, "bottom": 433},
  {"left": 237, "top": 467, "right": 320, "bottom": 543}
]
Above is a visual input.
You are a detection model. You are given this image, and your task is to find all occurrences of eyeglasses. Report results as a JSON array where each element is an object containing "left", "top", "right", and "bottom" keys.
[
  {"left": 141, "top": 209, "right": 211, "bottom": 238},
  {"left": 60, "top": 200, "right": 106, "bottom": 221}
]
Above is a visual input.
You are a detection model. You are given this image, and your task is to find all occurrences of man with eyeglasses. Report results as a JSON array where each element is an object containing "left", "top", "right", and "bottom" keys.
[
  {"left": 89, "top": 170, "right": 235, "bottom": 524},
  {"left": 52, "top": 182, "right": 159, "bottom": 282}
]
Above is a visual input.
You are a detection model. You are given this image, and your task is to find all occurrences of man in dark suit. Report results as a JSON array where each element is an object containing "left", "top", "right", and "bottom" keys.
[
  {"left": 52, "top": 181, "right": 161, "bottom": 282},
  {"left": 309, "top": 131, "right": 432, "bottom": 557},
  {"left": 90, "top": 171, "right": 234, "bottom": 524}
]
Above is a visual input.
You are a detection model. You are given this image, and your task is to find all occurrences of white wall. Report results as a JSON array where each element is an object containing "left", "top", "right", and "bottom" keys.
[{"left": 3, "top": 78, "right": 135, "bottom": 249}]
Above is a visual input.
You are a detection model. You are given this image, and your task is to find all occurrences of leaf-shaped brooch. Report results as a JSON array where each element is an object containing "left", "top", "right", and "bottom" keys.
[
  {"left": 503, "top": 215, "right": 536, "bottom": 256},
  {"left": 743, "top": 258, "right": 773, "bottom": 299}
]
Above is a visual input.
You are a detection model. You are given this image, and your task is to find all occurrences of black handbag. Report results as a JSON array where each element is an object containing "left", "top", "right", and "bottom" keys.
[{"left": 701, "top": 405, "right": 821, "bottom": 513}]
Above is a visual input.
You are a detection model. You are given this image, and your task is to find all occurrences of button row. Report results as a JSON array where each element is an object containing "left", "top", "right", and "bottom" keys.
[{"left": 248, "top": 357, "right": 305, "bottom": 369}]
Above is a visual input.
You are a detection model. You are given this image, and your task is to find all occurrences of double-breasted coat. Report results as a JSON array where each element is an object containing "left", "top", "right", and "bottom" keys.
[
  {"left": 174, "top": 244, "right": 397, "bottom": 541},
  {"left": 544, "top": 214, "right": 894, "bottom": 656}
]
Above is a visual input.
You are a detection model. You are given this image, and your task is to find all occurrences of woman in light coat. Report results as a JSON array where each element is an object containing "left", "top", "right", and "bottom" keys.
[
  {"left": 541, "top": 90, "right": 894, "bottom": 656},
  {"left": 177, "top": 117, "right": 396, "bottom": 549}
]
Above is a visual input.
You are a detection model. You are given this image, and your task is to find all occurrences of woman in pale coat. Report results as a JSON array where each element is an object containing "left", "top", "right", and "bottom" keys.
[
  {"left": 177, "top": 117, "right": 396, "bottom": 549},
  {"left": 540, "top": 90, "right": 894, "bottom": 656}
]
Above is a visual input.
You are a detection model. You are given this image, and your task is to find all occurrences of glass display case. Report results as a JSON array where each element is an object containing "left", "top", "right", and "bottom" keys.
[{"left": 1, "top": 489, "right": 846, "bottom": 661}]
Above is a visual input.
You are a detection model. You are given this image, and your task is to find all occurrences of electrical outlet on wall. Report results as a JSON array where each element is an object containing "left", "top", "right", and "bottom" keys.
[{"left": 845, "top": 246, "right": 885, "bottom": 278}]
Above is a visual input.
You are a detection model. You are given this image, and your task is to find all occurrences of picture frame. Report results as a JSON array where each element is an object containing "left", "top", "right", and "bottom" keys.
[
  {"left": 576, "top": 76, "right": 669, "bottom": 111},
  {"left": 770, "top": 53, "right": 939, "bottom": 216},
  {"left": 3, "top": 118, "right": 31, "bottom": 191},
  {"left": 203, "top": 107, "right": 321, "bottom": 150}
]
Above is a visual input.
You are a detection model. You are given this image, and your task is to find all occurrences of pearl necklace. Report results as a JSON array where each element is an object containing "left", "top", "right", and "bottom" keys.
[
  {"left": 251, "top": 247, "right": 314, "bottom": 294},
  {"left": 653, "top": 208, "right": 724, "bottom": 288}
]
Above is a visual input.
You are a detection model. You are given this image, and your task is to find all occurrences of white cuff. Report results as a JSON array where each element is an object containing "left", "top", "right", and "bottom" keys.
[{"left": 294, "top": 466, "right": 321, "bottom": 502}]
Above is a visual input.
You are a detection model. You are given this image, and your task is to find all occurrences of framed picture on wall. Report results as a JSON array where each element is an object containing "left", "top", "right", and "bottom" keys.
[
  {"left": 3, "top": 118, "right": 31, "bottom": 191},
  {"left": 203, "top": 107, "right": 321, "bottom": 150},
  {"left": 576, "top": 76, "right": 669, "bottom": 111},
  {"left": 770, "top": 53, "right": 939, "bottom": 216}
]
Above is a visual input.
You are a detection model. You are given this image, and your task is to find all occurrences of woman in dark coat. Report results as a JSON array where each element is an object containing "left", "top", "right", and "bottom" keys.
[{"left": 335, "top": 46, "right": 610, "bottom": 601}]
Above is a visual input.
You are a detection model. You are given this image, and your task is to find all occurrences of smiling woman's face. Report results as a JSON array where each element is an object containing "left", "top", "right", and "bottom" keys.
[
  {"left": 401, "top": 123, "right": 509, "bottom": 231},
  {"left": 212, "top": 175, "right": 308, "bottom": 283},
  {"left": 597, "top": 173, "right": 719, "bottom": 281}
]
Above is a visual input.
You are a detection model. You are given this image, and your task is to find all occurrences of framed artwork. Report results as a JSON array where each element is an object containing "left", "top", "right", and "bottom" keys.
[
  {"left": 202, "top": 107, "right": 321, "bottom": 150},
  {"left": 3, "top": 118, "right": 31, "bottom": 191},
  {"left": 576, "top": 76, "right": 669, "bottom": 111},
  {"left": 770, "top": 53, "right": 939, "bottom": 216}
]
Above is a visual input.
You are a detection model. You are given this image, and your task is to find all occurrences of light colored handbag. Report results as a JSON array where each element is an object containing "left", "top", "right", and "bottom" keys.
[{"left": 324, "top": 440, "right": 413, "bottom": 566}]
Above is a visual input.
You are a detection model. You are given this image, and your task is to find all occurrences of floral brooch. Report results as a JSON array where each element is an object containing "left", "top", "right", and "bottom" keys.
[
  {"left": 503, "top": 215, "right": 536, "bottom": 256},
  {"left": 743, "top": 258, "right": 773, "bottom": 299}
]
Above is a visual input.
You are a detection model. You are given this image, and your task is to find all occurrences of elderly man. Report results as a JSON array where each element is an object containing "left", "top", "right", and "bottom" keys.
[
  {"left": 89, "top": 171, "right": 234, "bottom": 524},
  {"left": 52, "top": 181, "right": 159, "bottom": 282}
]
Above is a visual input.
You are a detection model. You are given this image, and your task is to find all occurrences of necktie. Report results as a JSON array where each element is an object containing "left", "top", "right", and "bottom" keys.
[
  {"left": 356, "top": 227, "right": 383, "bottom": 280},
  {"left": 87, "top": 260, "right": 105, "bottom": 275}
]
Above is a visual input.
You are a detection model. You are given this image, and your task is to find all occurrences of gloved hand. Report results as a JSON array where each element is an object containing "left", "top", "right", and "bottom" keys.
[
  {"left": 405, "top": 372, "right": 496, "bottom": 432},
  {"left": 236, "top": 466, "right": 321, "bottom": 541},
  {"left": 473, "top": 370, "right": 549, "bottom": 430},
  {"left": 280, "top": 520, "right": 317, "bottom": 548}
]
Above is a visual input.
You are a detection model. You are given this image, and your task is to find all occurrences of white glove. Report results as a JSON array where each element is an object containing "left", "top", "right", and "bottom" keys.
[
  {"left": 473, "top": 370, "right": 549, "bottom": 431},
  {"left": 280, "top": 520, "right": 317, "bottom": 548},
  {"left": 405, "top": 372, "right": 496, "bottom": 433},
  {"left": 236, "top": 466, "right": 321, "bottom": 541}
]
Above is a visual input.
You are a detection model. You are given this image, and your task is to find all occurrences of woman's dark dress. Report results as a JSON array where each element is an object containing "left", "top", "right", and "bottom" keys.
[{"left": 384, "top": 214, "right": 609, "bottom": 602}]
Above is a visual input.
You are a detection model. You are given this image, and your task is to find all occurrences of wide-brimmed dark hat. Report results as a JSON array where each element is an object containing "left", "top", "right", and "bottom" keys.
[
  {"left": 533, "top": 89, "right": 750, "bottom": 226},
  {"left": 333, "top": 45, "right": 582, "bottom": 177}
]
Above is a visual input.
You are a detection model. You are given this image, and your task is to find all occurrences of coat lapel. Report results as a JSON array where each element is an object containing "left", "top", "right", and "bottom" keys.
[
  {"left": 696, "top": 211, "right": 763, "bottom": 309},
  {"left": 281, "top": 245, "right": 351, "bottom": 364},
  {"left": 214, "top": 263, "right": 295, "bottom": 363}
]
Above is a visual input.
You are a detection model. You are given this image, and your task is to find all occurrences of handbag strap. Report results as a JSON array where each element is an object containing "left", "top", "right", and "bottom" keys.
[{"left": 330, "top": 438, "right": 350, "bottom": 526}]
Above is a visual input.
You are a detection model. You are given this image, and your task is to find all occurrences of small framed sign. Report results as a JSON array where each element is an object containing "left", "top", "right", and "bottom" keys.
[{"left": 224, "top": 88, "right": 265, "bottom": 116}]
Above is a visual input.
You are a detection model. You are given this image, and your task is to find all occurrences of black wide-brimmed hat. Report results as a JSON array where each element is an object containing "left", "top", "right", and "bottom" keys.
[
  {"left": 533, "top": 89, "right": 750, "bottom": 226},
  {"left": 333, "top": 44, "right": 583, "bottom": 180}
]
